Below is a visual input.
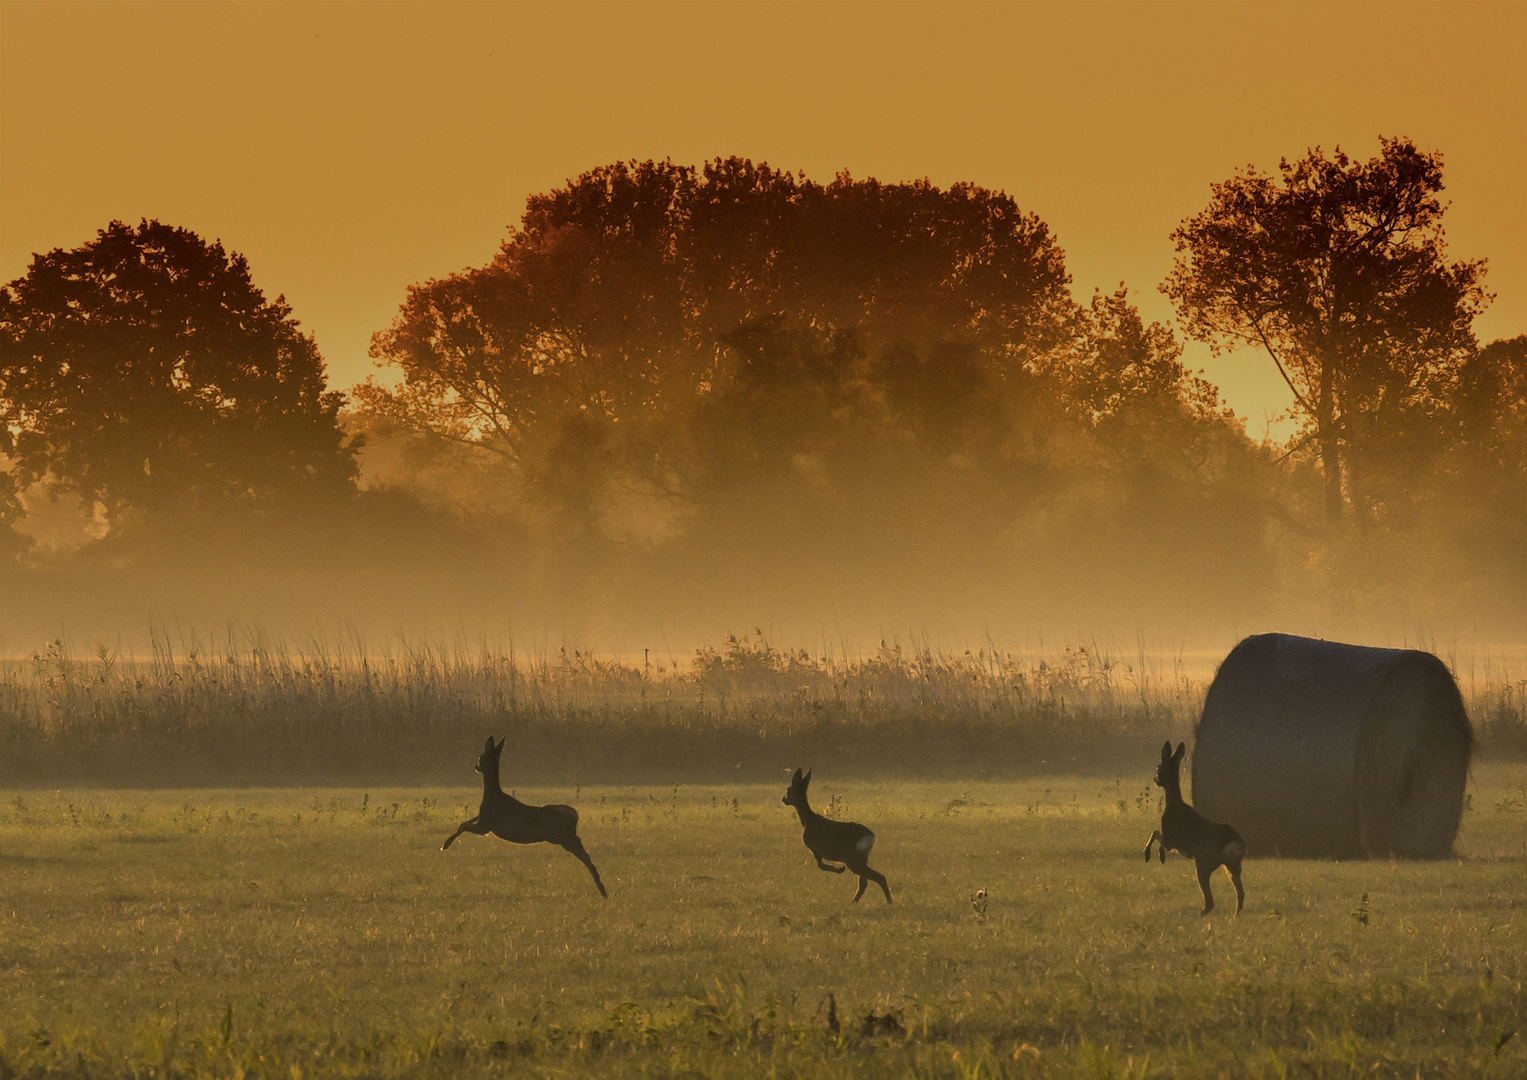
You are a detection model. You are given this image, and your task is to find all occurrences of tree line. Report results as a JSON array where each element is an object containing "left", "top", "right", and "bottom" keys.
[{"left": 2, "top": 141, "right": 1522, "bottom": 632}]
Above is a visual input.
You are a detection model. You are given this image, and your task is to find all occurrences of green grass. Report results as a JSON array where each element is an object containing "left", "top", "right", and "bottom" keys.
[{"left": 1, "top": 766, "right": 1524, "bottom": 1079}]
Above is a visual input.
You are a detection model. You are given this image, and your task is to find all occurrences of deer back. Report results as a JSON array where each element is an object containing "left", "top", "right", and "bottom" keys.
[{"left": 804, "top": 815, "right": 875, "bottom": 863}]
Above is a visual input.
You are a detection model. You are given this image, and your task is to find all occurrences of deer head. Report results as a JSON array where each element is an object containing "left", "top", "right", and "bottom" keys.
[
  {"left": 475, "top": 735, "right": 506, "bottom": 775},
  {"left": 1154, "top": 741, "right": 1185, "bottom": 788}
]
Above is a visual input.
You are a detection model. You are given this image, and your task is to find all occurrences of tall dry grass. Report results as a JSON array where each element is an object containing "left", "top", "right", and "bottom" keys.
[{"left": 1, "top": 629, "right": 1521, "bottom": 787}]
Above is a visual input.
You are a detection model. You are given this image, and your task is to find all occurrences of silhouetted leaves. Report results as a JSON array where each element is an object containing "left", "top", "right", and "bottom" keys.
[
  {"left": 5, "top": 155, "right": 1521, "bottom": 635},
  {"left": 0, "top": 220, "right": 356, "bottom": 530},
  {"left": 346, "top": 159, "right": 1303, "bottom": 626},
  {"left": 362, "top": 158, "right": 1081, "bottom": 469},
  {"left": 1164, "top": 137, "right": 1489, "bottom": 525}
]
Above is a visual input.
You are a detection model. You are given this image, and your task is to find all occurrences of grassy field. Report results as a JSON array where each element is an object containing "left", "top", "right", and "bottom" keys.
[{"left": 1, "top": 765, "right": 1523, "bottom": 1079}]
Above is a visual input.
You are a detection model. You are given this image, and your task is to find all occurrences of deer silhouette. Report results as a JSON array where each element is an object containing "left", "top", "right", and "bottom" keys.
[
  {"left": 782, "top": 768, "right": 891, "bottom": 904},
  {"left": 442, "top": 736, "right": 607, "bottom": 898},
  {"left": 1143, "top": 741, "right": 1245, "bottom": 916}
]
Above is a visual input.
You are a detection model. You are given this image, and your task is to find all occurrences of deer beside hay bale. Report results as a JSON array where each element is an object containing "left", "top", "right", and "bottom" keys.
[{"left": 1192, "top": 633, "right": 1472, "bottom": 859}]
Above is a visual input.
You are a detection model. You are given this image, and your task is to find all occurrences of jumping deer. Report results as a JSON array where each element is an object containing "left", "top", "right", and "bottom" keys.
[
  {"left": 442, "top": 736, "right": 608, "bottom": 898},
  {"left": 782, "top": 768, "right": 891, "bottom": 904},
  {"left": 1143, "top": 741, "right": 1245, "bottom": 916}
]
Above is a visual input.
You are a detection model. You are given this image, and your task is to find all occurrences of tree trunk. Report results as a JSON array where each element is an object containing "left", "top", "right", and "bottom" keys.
[
  {"left": 1321, "top": 435, "right": 1343, "bottom": 526},
  {"left": 1316, "top": 351, "right": 1343, "bottom": 525}
]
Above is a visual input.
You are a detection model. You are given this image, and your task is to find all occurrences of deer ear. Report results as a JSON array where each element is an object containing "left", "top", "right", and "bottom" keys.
[
  {"left": 484, "top": 736, "right": 496, "bottom": 753},
  {"left": 495, "top": 737, "right": 506, "bottom": 752},
  {"left": 1161, "top": 741, "right": 1172, "bottom": 760},
  {"left": 792, "top": 768, "right": 803, "bottom": 783},
  {"left": 803, "top": 769, "right": 812, "bottom": 784},
  {"left": 1173, "top": 742, "right": 1186, "bottom": 762}
]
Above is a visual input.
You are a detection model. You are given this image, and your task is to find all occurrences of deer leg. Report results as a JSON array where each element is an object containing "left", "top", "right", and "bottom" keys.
[
  {"left": 1143, "top": 830, "right": 1162, "bottom": 862},
  {"left": 1224, "top": 860, "right": 1244, "bottom": 915},
  {"left": 814, "top": 855, "right": 848, "bottom": 874},
  {"left": 442, "top": 816, "right": 488, "bottom": 850},
  {"left": 862, "top": 866, "right": 892, "bottom": 904},
  {"left": 561, "top": 837, "right": 608, "bottom": 898},
  {"left": 1194, "top": 859, "right": 1216, "bottom": 916},
  {"left": 845, "top": 861, "right": 890, "bottom": 904}
]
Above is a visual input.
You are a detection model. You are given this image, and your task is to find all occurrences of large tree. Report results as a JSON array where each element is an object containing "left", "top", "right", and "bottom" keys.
[
  {"left": 357, "top": 158, "right": 1272, "bottom": 620},
  {"left": 0, "top": 220, "right": 356, "bottom": 527},
  {"left": 359, "top": 158, "right": 1076, "bottom": 468},
  {"left": 1163, "top": 137, "right": 1489, "bottom": 525}
]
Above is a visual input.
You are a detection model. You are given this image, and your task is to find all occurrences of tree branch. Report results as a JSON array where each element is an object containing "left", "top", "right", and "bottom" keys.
[
  {"left": 1235, "top": 300, "right": 1315, "bottom": 415},
  {"left": 1272, "top": 428, "right": 1316, "bottom": 464}
]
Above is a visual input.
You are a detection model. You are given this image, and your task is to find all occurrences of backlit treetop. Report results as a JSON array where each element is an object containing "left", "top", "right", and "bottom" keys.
[
  {"left": 0, "top": 220, "right": 357, "bottom": 528},
  {"left": 1163, "top": 138, "right": 1490, "bottom": 525},
  {"left": 358, "top": 158, "right": 1078, "bottom": 465}
]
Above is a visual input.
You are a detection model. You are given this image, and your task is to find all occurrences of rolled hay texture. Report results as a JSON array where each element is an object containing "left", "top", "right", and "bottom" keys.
[{"left": 1192, "top": 633, "right": 1472, "bottom": 859}]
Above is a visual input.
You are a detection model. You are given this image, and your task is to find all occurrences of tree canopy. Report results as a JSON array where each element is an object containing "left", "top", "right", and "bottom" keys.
[
  {"left": 1163, "top": 137, "right": 1490, "bottom": 525},
  {"left": 360, "top": 160, "right": 1076, "bottom": 436},
  {"left": 359, "top": 159, "right": 1205, "bottom": 489},
  {"left": 347, "top": 159, "right": 1276, "bottom": 621},
  {"left": 4, "top": 153, "right": 1517, "bottom": 634},
  {"left": 0, "top": 220, "right": 356, "bottom": 526}
]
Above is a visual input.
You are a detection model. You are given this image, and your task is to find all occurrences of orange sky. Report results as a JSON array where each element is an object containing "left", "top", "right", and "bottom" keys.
[{"left": 3, "top": 1, "right": 1524, "bottom": 438}]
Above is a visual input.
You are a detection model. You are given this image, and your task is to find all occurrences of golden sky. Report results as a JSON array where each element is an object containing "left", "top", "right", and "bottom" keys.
[{"left": 3, "top": 1, "right": 1523, "bottom": 436}]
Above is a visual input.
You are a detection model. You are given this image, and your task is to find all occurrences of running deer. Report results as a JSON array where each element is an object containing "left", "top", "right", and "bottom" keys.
[
  {"left": 782, "top": 768, "right": 891, "bottom": 904},
  {"left": 1143, "top": 741, "right": 1245, "bottom": 916},
  {"left": 442, "top": 736, "right": 608, "bottom": 898}
]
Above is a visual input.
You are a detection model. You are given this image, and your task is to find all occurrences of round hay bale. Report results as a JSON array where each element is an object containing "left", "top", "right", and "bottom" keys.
[{"left": 1191, "top": 633, "right": 1472, "bottom": 859}]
